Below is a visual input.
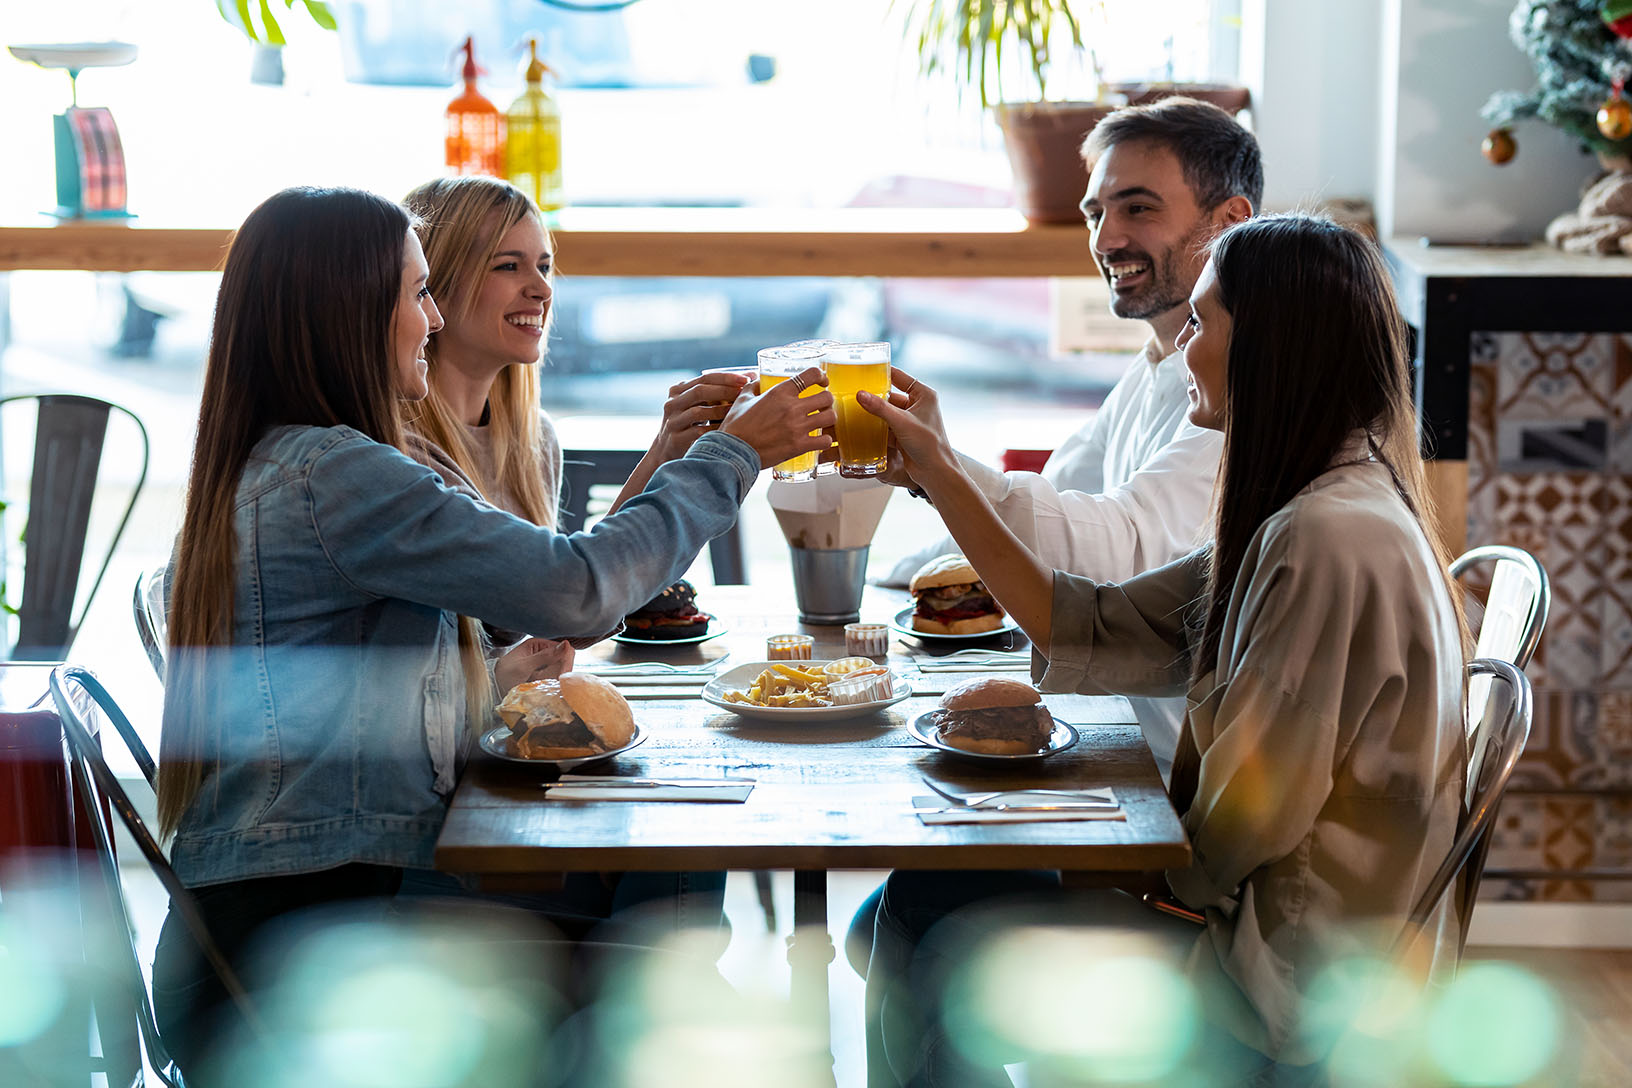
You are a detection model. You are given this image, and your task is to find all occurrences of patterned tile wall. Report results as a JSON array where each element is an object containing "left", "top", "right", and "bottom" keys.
[{"left": 1468, "top": 332, "right": 1632, "bottom": 903}]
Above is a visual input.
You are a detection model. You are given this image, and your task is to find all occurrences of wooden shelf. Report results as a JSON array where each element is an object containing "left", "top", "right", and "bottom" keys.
[{"left": 0, "top": 208, "right": 1095, "bottom": 278}]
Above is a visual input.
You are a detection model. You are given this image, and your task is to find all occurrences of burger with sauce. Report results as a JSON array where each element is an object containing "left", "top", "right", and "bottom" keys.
[
  {"left": 927, "top": 677, "right": 1054, "bottom": 755},
  {"left": 909, "top": 554, "right": 1005, "bottom": 635},
  {"left": 496, "top": 672, "right": 636, "bottom": 760},
  {"left": 621, "top": 580, "right": 711, "bottom": 640}
]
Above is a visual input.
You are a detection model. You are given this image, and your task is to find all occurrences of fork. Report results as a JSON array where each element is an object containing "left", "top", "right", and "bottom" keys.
[
  {"left": 918, "top": 776, "right": 1114, "bottom": 809},
  {"left": 930, "top": 648, "right": 1030, "bottom": 660}
]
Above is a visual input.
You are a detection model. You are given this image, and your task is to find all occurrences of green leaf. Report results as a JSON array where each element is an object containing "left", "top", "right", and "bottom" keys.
[
  {"left": 296, "top": 0, "right": 338, "bottom": 32},
  {"left": 259, "top": 0, "right": 288, "bottom": 47}
]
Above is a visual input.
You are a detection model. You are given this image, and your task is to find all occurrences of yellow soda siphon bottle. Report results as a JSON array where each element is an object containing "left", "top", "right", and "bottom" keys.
[{"left": 505, "top": 38, "right": 563, "bottom": 210}]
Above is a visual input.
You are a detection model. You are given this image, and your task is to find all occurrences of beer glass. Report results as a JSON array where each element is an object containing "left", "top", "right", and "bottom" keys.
[
  {"left": 756, "top": 346, "right": 826, "bottom": 481},
  {"left": 822, "top": 342, "right": 891, "bottom": 478}
]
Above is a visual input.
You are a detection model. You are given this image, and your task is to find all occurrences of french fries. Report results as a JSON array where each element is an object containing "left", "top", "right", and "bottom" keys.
[{"left": 722, "top": 663, "right": 834, "bottom": 707}]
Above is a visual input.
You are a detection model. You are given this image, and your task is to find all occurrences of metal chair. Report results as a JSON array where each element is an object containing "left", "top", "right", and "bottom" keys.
[
  {"left": 1451, "top": 544, "right": 1550, "bottom": 670},
  {"left": 1450, "top": 544, "right": 1547, "bottom": 801},
  {"left": 0, "top": 394, "right": 150, "bottom": 660},
  {"left": 560, "top": 448, "right": 747, "bottom": 585},
  {"left": 48, "top": 665, "right": 267, "bottom": 1086},
  {"left": 1394, "top": 657, "right": 1534, "bottom": 961},
  {"left": 133, "top": 566, "right": 168, "bottom": 681}
]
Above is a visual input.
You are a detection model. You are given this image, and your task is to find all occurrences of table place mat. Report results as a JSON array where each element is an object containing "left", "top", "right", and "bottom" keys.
[
  {"left": 912, "top": 795, "right": 1125, "bottom": 825},
  {"left": 544, "top": 781, "right": 754, "bottom": 803}
]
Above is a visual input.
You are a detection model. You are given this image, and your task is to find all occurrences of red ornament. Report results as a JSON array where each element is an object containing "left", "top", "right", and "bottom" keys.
[{"left": 1603, "top": 1, "right": 1632, "bottom": 38}]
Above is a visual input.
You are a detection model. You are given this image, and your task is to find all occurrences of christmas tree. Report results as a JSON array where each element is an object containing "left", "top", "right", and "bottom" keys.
[{"left": 1481, "top": 0, "right": 1632, "bottom": 163}]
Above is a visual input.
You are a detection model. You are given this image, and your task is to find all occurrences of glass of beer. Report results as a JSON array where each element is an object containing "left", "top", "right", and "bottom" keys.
[
  {"left": 757, "top": 346, "right": 826, "bottom": 481},
  {"left": 822, "top": 341, "right": 891, "bottom": 478}
]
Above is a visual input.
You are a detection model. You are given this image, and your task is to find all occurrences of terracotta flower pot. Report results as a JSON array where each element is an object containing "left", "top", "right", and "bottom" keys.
[
  {"left": 994, "top": 102, "right": 1116, "bottom": 225},
  {"left": 1108, "top": 82, "right": 1252, "bottom": 116}
]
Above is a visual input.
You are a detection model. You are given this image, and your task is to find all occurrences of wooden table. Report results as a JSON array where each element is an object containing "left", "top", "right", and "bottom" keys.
[{"left": 434, "top": 585, "right": 1188, "bottom": 1065}]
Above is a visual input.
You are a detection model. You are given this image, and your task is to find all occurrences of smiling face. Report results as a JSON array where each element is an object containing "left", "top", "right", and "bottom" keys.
[
  {"left": 1081, "top": 139, "right": 1221, "bottom": 342},
  {"left": 391, "top": 230, "right": 442, "bottom": 401},
  {"left": 435, "top": 213, "right": 554, "bottom": 374},
  {"left": 1174, "top": 258, "right": 1231, "bottom": 431}
]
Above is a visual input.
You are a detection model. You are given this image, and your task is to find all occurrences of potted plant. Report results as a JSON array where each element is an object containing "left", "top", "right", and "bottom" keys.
[{"left": 897, "top": 0, "right": 1112, "bottom": 223}]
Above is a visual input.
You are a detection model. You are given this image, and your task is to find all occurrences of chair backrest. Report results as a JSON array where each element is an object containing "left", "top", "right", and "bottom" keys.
[
  {"left": 1450, "top": 545, "right": 1549, "bottom": 670},
  {"left": 133, "top": 566, "right": 168, "bottom": 682},
  {"left": 48, "top": 665, "right": 266, "bottom": 1085},
  {"left": 1398, "top": 658, "right": 1533, "bottom": 961},
  {"left": 0, "top": 395, "right": 150, "bottom": 660},
  {"left": 1450, "top": 545, "right": 1547, "bottom": 794},
  {"left": 560, "top": 448, "right": 747, "bottom": 584}
]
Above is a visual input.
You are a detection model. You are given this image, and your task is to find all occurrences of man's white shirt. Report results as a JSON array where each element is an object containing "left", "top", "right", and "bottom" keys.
[{"left": 886, "top": 341, "right": 1222, "bottom": 775}]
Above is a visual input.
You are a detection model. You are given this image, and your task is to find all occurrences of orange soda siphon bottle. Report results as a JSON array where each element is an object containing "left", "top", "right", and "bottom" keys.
[
  {"left": 445, "top": 36, "right": 503, "bottom": 177},
  {"left": 506, "top": 38, "right": 564, "bottom": 210}
]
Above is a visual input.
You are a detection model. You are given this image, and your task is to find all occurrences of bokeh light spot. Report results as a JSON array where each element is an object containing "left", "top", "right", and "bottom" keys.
[
  {"left": 0, "top": 923, "right": 68, "bottom": 1047},
  {"left": 947, "top": 926, "right": 1198, "bottom": 1082},
  {"left": 1426, "top": 962, "right": 1560, "bottom": 1086}
]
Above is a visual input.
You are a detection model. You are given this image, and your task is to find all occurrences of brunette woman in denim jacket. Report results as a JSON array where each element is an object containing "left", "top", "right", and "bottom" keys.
[{"left": 149, "top": 186, "right": 833, "bottom": 1078}]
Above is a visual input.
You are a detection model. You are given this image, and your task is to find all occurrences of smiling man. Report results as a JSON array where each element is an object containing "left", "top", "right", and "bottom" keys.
[{"left": 883, "top": 97, "right": 1260, "bottom": 774}]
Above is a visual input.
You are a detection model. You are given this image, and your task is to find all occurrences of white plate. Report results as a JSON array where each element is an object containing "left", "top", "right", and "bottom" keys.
[
  {"left": 611, "top": 620, "right": 727, "bottom": 647},
  {"left": 702, "top": 660, "right": 911, "bottom": 721},
  {"left": 479, "top": 722, "right": 648, "bottom": 769},
  {"left": 906, "top": 710, "right": 1078, "bottom": 762},
  {"left": 890, "top": 606, "right": 1020, "bottom": 644}
]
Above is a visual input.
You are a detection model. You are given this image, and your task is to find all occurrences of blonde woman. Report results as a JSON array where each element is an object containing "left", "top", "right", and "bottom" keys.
[{"left": 402, "top": 176, "right": 749, "bottom": 691}]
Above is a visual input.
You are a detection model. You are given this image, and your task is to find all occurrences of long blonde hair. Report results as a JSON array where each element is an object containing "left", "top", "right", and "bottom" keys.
[
  {"left": 402, "top": 176, "right": 554, "bottom": 529},
  {"left": 160, "top": 188, "right": 411, "bottom": 837}
]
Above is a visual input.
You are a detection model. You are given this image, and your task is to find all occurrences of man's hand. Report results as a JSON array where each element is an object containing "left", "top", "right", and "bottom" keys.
[{"left": 856, "top": 366, "right": 958, "bottom": 486}]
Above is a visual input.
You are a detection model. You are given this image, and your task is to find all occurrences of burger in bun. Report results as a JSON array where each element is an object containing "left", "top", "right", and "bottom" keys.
[
  {"left": 909, "top": 554, "right": 1005, "bottom": 636},
  {"left": 496, "top": 672, "right": 636, "bottom": 760},
  {"left": 621, "top": 580, "right": 710, "bottom": 640},
  {"left": 927, "top": 677, "right": 1053, "bottom": 755}
]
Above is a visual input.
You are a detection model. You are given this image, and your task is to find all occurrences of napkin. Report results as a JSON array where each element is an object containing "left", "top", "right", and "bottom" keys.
[
  {"left": 544, "top": 778, "right": 754, "bottom": 803},
  {"left": 912, "top": 794, "right": 1124, "bottom": 825}
]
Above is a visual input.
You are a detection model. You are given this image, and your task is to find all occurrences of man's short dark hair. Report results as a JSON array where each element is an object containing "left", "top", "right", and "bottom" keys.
[{"left": 1081, "top": 96, "right": 1263, "bottom": 213}]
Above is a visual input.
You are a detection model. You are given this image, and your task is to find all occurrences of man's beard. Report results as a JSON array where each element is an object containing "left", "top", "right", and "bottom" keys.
[{"left": 1103, "top": 219, "right": 1211, "bottom": 322}]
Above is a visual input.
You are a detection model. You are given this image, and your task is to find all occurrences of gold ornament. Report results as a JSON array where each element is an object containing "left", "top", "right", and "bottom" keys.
[
  {"left": 1482, "top": 128, "right": 1516, "bottom": 165},
  {"left": 1599, "top": 94, "right": 1632, "bottom": 141}
]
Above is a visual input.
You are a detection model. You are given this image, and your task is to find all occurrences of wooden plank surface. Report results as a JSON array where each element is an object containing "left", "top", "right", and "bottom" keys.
[
  {"left": 435, "top": 693, "right": 1187, "bottom": 875},
  {"left": 439, "top": 584, "right": 1185, "bottom": 877},
  {"left": 0, "top": 208, "right": 1094, "bottom": 277}
]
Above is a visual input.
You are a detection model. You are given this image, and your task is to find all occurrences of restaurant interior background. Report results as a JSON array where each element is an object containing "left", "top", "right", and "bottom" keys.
[{"left": 2, "top": 0, "right": 1629, "bottom": 1084}]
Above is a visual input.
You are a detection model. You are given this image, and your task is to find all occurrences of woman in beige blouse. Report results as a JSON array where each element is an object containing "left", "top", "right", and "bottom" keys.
[
  {"left": 859, "top": 214, "right": 1469, "bottom": 1085},
  {"left": 402, "top": 176, "right": 750, "bottom": 694}
]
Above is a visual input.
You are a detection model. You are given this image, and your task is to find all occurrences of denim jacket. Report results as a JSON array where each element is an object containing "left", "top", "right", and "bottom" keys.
[{"left": 167, "top": 424, "right": 758, "bottom": 887}]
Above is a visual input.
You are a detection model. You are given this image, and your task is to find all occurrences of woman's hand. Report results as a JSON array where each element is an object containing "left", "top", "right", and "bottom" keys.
[
  {"left": 494, "top": 637, "right": 576, "bottom": 694},
  {"left": 720, "top": 365, "right": 837, "bottom": 469},
  {"left": 649, "top": 371, "right": 752, "bottom": 463},
  {"left": 856, "top": 367, "right": 958, "bottom": 485}
]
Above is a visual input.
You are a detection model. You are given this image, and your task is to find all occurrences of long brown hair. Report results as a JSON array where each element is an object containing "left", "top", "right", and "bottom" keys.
[
  {"left": 401, "top": 176, "right": 554, "bottom": 529},
  {"left": 159, "top": 187, "right": 412, "bottom": 837},
  {"left": 1195, "top": 213, "right": 1466, "bottom": 674}
]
